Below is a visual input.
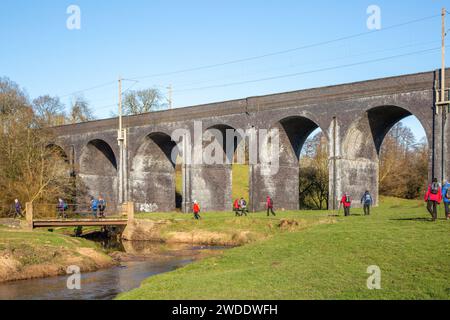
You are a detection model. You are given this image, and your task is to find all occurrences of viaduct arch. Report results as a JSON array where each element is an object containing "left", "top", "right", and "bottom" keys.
[{"left": 50, "top": 70, "right": 449, "bottom": 213}]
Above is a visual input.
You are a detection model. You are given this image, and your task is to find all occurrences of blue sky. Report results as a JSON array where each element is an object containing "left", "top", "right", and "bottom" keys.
[{"left": 1, "top": 0, "right": 448, "bottom": 140}]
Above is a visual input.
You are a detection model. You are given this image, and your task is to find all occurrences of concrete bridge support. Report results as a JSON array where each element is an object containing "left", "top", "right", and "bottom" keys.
[
  {"left": 79, "top": 139, "right": 118, "bottom": 210},
  {"left": 190, "top": 164, "right": 232, "bottom": 212},
  {"left": 130, "top": 133, "right": 177, "bottom": 213}
]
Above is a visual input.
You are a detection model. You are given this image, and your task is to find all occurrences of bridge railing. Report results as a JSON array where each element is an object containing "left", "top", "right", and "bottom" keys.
[
  {"left": 30, "top": 203, "right": 130, "bottom": 220},
  {"left": 25, "top": 202, "right": 134, "bottom": 230}
]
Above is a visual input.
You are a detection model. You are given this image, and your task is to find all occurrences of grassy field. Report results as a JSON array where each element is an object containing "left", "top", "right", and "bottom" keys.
[{"left": 119, "top": 197, "right": 450, "bottom": 300}]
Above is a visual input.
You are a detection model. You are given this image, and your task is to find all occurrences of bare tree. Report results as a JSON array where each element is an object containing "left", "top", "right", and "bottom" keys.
[
  {"left": 299, "top": 132, "right": 329, "bottom": 210},
  {"left": 123, "top": 88, "right": 167, "bottom": 115},
  {"left": 0, "top": 77, "right": 29, "bottom": 115},
  {"left": 0, "top": 78, "right": 75, "bottom": 216},
  {"left": 32, "top": 95, "right": 66, "bottom": 127},
  {"left": 68, "top": 96, "right": 95, "bottom": 124},
  {"left": 379, "top": 122, "right": 428, "bottom": 199}
]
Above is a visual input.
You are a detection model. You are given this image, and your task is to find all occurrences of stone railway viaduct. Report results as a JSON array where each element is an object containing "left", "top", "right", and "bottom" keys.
[{"left": 51, "top": 69, "right": 450, "bottom": 213}]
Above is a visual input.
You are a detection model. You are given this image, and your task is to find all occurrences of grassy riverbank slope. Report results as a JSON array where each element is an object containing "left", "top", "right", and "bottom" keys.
[
  {"left": 118, "top": 197, "right": 450, "bottom": 300},
  {"left": 128, "top": 209, "right": 335, "bottom": 245},
  {"left": 0, "top": 226, "right": 114, "bottom": 283}
]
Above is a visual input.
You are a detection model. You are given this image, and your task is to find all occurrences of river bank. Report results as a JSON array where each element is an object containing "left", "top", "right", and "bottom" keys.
[
  {"left": 0, "top": 224, "right": 115, "bottom": 283},
  {"left": 0, "top": 242, "right": 228, "bottom": 300},
  {"left": 0, "top": 211, "right": 332, "bottom": 285},
  {"left": 123, "top": 213, "right": 334, "bottom": 246}
]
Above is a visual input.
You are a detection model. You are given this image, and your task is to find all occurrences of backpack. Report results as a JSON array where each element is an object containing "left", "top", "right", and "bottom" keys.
[
  {"left": 364, "top": 193, "right": 372, "bottom": 204},
  {"left": 241, "top": 200, "right": 247, "bottom": 207},
  {"left": 345, "top": 195, "right": 351, "bottom": 203},
  {"left": 446, "top": 188, "right": 450, "bottom": 199},
  {"left": 98, "top": 199, "right": 106, "bottom": 209},
  {"left": 430, "top": 182, "right": 439, "bottom": 195},
  {"left": 92, "top": 199, "right": 98, "bottom": 209}
]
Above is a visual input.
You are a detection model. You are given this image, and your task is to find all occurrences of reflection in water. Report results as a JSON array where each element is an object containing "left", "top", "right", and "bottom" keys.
[{"left": 0, "top": 242, "right": 226, "bottom": 300}]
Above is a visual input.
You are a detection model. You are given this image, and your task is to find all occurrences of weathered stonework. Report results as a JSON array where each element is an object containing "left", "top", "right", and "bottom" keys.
[{"left": 51, "top": 70, "right": 450, "bottom": 212}]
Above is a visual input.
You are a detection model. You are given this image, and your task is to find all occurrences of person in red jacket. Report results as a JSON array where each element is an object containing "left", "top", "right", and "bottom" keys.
[
  {"left": 424, "top": 178, "right": 442, "bottom": 221},
  {"left": 192, "top": 200, "right": 201, "bottom": 220},
  {"left": 340, "top": 193, "right": 352, "bottom": 217},
  {"left": 266, "top": 196, "right": 276, "bottom": 217},
  {"left": 233, "top": 199, "right": 241, "bottom": 216}
]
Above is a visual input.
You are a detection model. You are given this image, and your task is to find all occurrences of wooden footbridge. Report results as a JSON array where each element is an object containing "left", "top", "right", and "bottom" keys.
[{"left": 25, "top": 202, "right": 134, "bottom": 230}]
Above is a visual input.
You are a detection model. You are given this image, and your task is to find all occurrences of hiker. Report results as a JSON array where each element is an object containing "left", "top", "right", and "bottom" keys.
[
  {"left": 340, "top": 193, "right": 352, "bottom": 217},
  {"left": 424, "top": 178, "right": 442, "bottom": 221},
  {"left": 193, "top": 200, "right": 201, "bottom": 220},
  {"left": 233, "top": 199, "right": 241, "bottom": 217},
  {"left": 361, "top": 191, "right": 373, "bottom": 216},
  {"left": 240, "top": 198, "right": 248, "bottom": 216},
  {"left": 90, "top": 197, "right": 98, "bottom": 218},
  {"left": 14, "top": 199, "right": 24, "bottom": 219},
  {"left": 266, "top": 196, "right": 276, "bottom": 217},
  {"left": 98, "top": 196, "right": 107, "bottom": 218},
  {"left": 57, "top": 198, "right": 68, "bottom": 219},
  {"left": 442, "top": 181, "right": 450, "bottom": 220}
]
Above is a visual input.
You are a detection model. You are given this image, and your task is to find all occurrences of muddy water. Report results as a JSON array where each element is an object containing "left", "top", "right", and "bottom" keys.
[{"left": 0, "top": 242, "right": 227, "bottom": 300}]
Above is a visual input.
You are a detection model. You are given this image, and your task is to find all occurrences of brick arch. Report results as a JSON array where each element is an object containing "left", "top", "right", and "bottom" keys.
[
  {"left": 343, "top": 105, "right": 430, "bottom": 161},
  {"left": 80, "top": 139, "right": 117, "bottom": 175},
  {"left": 272, "top": 115, "right": 327, "bottom": 163},
  {"left": 46, "top": 143, "right": 69, "bottom": 160},
  {"left": 250, "top": 115, "right": 329, "bottom": 211},
  {"left": 130, "top": 132, "right": 180, "bottom": 213},
  {"left": 78, "top": 139, "right": 118, "bottom": 211},
  {"left": 340, "top": 104, "right": 430, "bottom": 208}
]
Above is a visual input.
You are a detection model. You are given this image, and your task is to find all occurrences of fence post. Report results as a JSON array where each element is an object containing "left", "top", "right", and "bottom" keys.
[
  {"left": 127, "top": 202, "right": 134, "bottom": 222},
  {"left": 25, "top": 202, "right": 33, "bottom": 230}
]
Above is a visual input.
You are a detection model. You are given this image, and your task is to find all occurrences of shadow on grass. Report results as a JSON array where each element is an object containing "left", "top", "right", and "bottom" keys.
[{"left": 390, "top": 217, "right": 435, "bottom": 222}]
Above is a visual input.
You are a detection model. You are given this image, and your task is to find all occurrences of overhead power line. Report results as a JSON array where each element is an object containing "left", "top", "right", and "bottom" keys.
[
  {"left": 172, "top": 47, "right": 442, "bottom": 93},
  {"left": 169, "top": 40, "right": 440, "bottom": 90},
  {"left": 129, "top": 14, "right": 440, "bottom": 81},
  {"left": 59, "top": 81, "right": 116, "bottom": 98},
  {"left": 56, "top": 13, "right": 441, "bottom": 113}
]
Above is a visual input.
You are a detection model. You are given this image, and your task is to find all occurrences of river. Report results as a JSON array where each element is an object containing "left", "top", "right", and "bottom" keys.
[{"left": 0, "top": 241, "right": 227, "bottom": 300}]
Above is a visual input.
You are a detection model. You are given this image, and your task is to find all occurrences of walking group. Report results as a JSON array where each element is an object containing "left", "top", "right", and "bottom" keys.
[
  {"left": 55, "top": 196, "right": 107, "bottom": 219},
  {"left": 9, "top": 179, "right": 450, "bottom": 222},
  {"left": 337, "top": 190, "right": 374, "bottom": 217},
  {"left": 90, "top": 196, "right": 107, "bottom": 219}
]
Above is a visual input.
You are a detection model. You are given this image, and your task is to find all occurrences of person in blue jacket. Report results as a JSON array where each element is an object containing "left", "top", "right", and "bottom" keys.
[
  {"left": 442, "top": 181, "right": 450, "bottom": 220},
  {"left": 90, "top": 197, "right": 99, "bottom": 219},
  {"left": 361, "top": 190, "right": 373, "bottom": 216}
]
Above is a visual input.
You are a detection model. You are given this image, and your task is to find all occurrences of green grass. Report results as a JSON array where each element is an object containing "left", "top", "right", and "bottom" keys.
[
  {"left": 136, "top": 209, "right": 332, "bottom": 244},
  {"left": 232, "top": 164, "right": 249, "bottom": 201},
  {"left": 136, "top": 209, "right": 331, "bottom": 245},
  {"left": 0, "top": 227, "right": 100, "bottom": 266},
  {"left": 119, "top": 197, "right": 450, "bottom": 300}
]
